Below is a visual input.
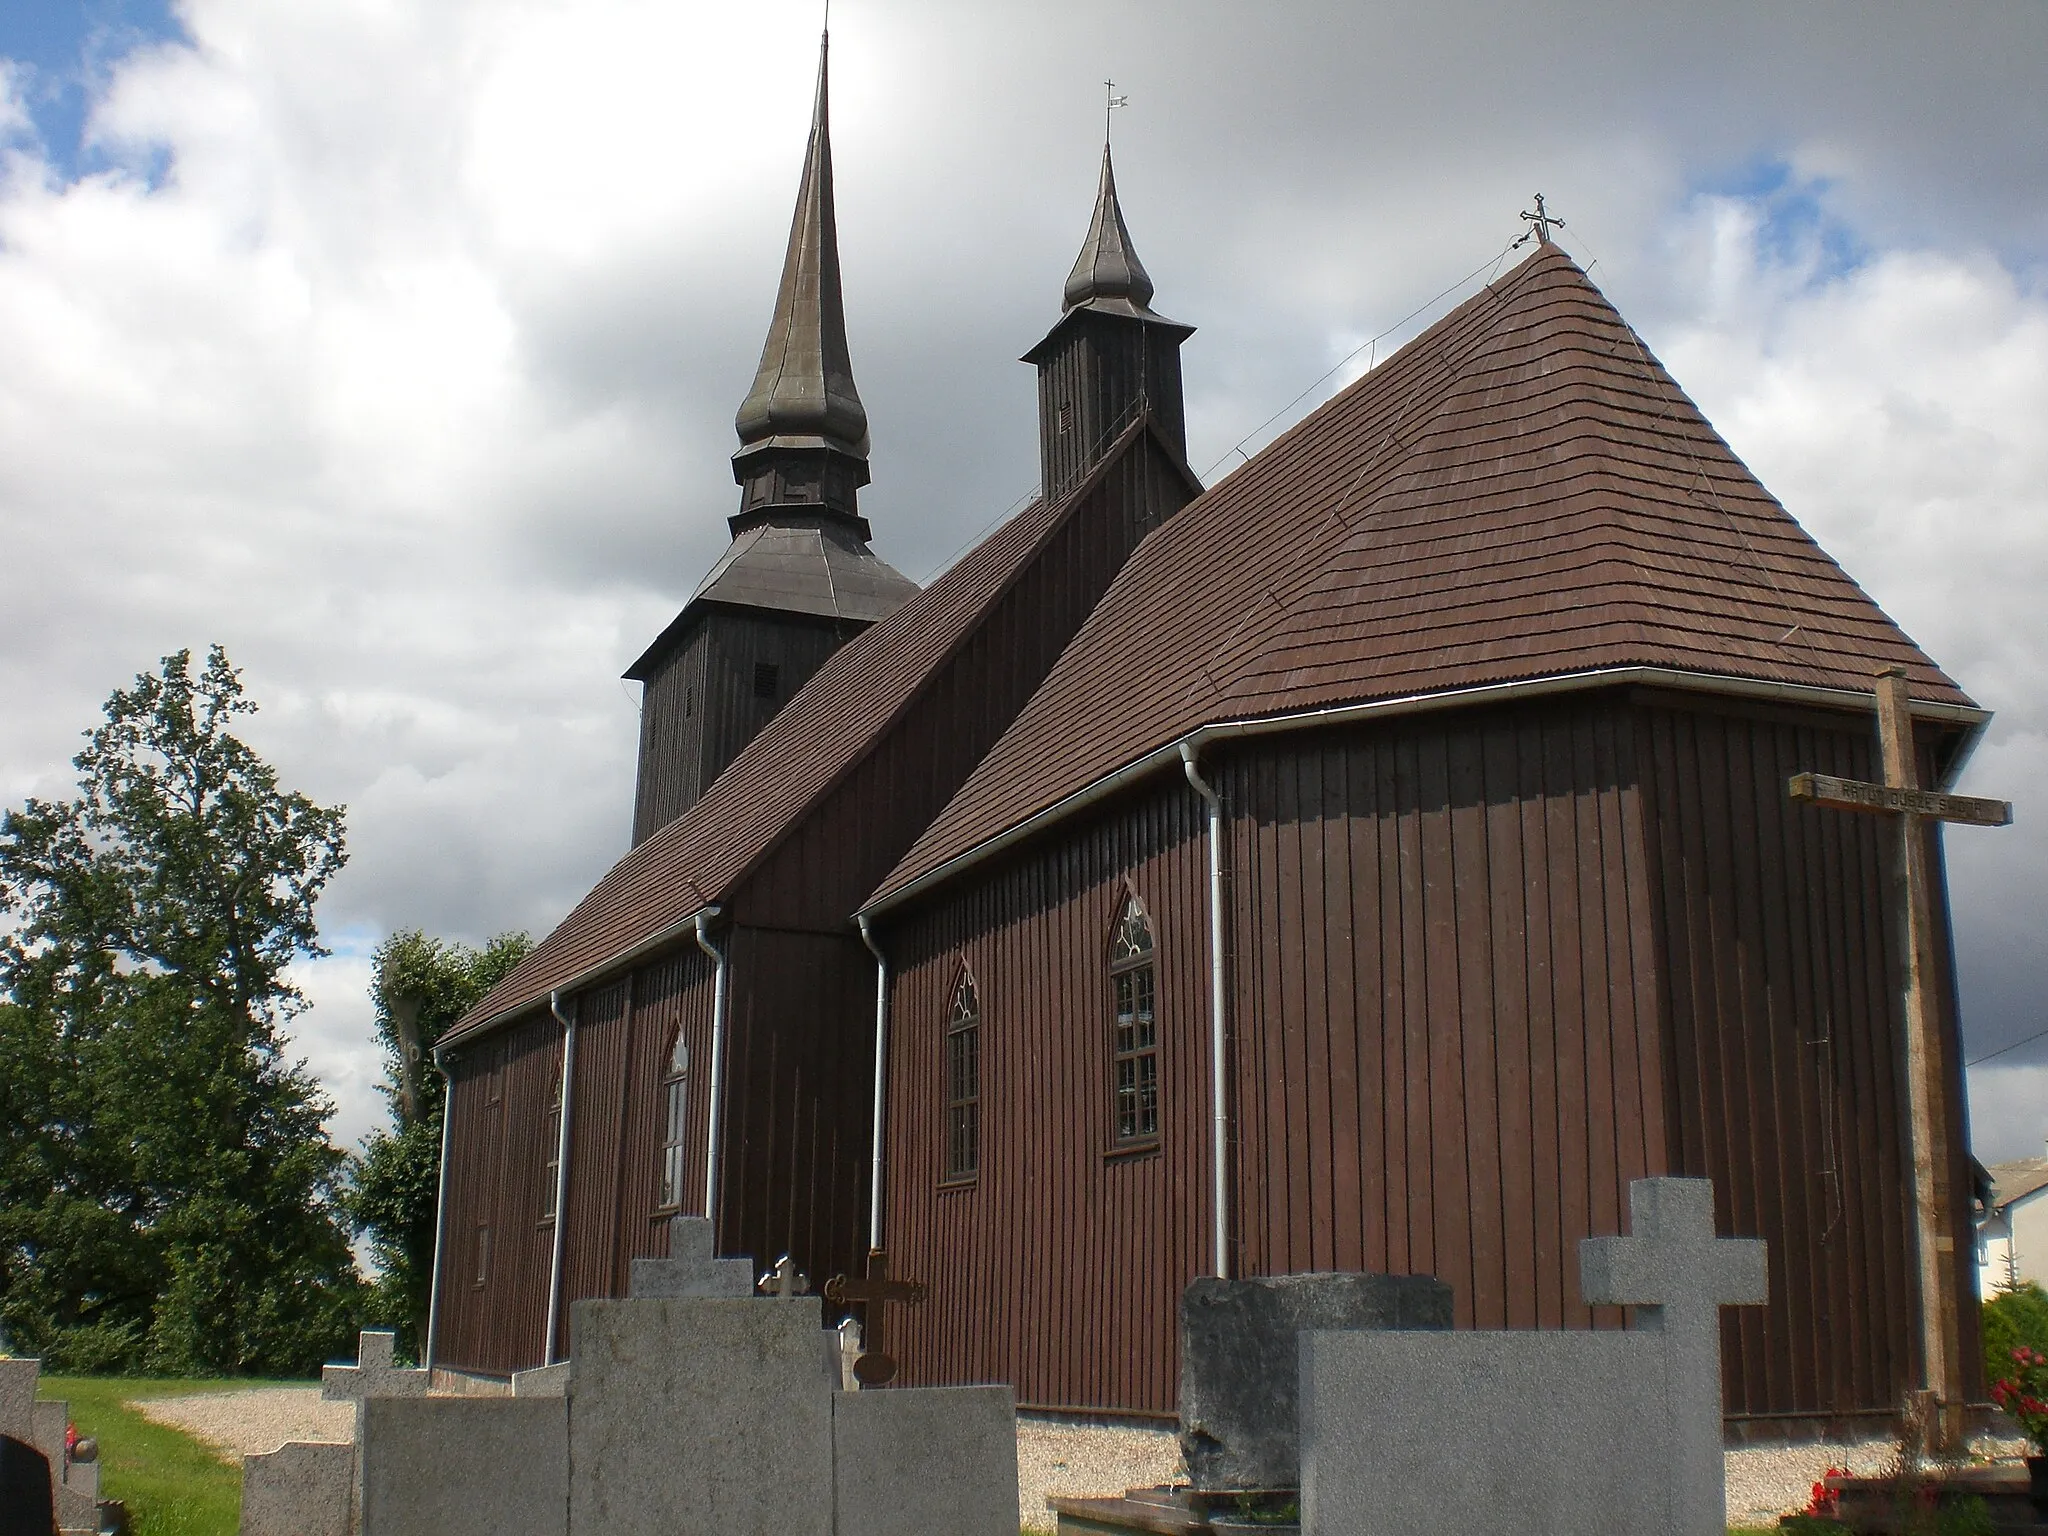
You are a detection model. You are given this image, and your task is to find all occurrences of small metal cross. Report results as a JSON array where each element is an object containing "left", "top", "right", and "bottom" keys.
[
  {"left": 1518, "top": 192, "right": 1566, "bottom": 246},
  {"left": 757, "top": 1254, "right": 811, "bottom": 1298},
  {"left": 1105, "top": 80, "right": 1129, "bottom": 141}
]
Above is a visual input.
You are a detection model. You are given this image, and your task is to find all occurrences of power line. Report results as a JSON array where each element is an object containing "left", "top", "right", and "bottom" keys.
[{"left": 1968, "top": 1025, "right": 2048, "bottom": 1069}]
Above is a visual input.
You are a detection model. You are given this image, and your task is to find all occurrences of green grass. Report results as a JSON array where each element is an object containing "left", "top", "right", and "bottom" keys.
[{"left": 36, "top": 1376, "right": 309, "bottom": 1536}]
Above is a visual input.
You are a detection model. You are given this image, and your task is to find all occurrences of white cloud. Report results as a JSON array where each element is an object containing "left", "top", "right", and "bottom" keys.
[{"left": 2, "top": 0, "right": 2044, "bottom": 1168}]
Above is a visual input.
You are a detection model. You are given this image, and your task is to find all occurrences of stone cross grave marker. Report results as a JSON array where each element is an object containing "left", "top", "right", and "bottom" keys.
[
  {"left": 320, "top": 1332, "right": 427, "bottom": 1411},
  {"left": 1788, "top": 666, "right": 2013, "bottom": 1444},
  {"left": 758, "top": 1256, "right": 811, "bottom": 1298},
  {"left": 628, "top": 1216, "right": 752, "bottom": 1299},
  {"left": 1580, "top": 1179, "right": 1766, "bottom": 1534}
]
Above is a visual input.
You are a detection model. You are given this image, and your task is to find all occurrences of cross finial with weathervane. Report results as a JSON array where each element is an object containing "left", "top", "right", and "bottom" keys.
[
  {"left": 1105, "top": 79, "right": 1128, "bottom": 143},
  {"left": 1519, "top": 192, "right": 1565, "bottom": 246}
]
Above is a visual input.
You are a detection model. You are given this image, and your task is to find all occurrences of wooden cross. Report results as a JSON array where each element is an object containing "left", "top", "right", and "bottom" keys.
[
  {"left": 823, "top": 1250, "right": 927, "bottom": 1385},
  {"left": 1788, "top": 667, "right": 2013, "bottom": 1447}
]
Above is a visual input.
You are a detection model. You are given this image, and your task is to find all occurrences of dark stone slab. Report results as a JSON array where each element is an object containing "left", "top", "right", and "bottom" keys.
[
  {"left": 1177, "top": 1272, "right": 1451, "bottom": 1492},
  {"left": 0, "top": 1435, "right": 55, "bottom": 1536}
]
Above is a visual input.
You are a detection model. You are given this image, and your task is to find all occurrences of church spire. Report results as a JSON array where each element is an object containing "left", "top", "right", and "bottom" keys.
[
  {"left": 1062, "top": 144, "right": 1163, "bottom": 319},
  {"left": 731, "top": 31, "right": 872, "bottom": 531}
]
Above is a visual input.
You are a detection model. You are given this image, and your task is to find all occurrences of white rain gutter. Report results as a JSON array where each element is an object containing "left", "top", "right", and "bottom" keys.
[
  {"left": 422, "top": 1052, "right": 454, "bottom": 1375},
  {"left": 1179, "top": 743, "right": 1231, "bottom": 1280},
  {"left": 693, "top": 908, "right": 731, "bottom": 1225},
  {"left": 859, "top": 665, "right": 1991, "bottom": 921},
  {"left": 542, "top": 989, "right": 578, "bottom": 1366},
  {"left": 857, "top": 915, "right": 889, "bottom": 1254},
  {"left": 448, "top": 903, "right": 714, "bottom": 1049}
]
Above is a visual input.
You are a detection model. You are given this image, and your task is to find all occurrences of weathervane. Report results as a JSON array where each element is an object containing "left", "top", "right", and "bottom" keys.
[
  {"left": 1517, "top": 192, "right": 1565, "bottom": 247},
  {"left": 1105, "top": 79, "right": 1129, "bottom": 142}
]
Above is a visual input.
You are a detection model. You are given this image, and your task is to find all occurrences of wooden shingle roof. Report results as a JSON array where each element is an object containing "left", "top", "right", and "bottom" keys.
[
  {"left": 870, "top": 244, "right": 1973, "bottom": 909},
  {"left": 446, "top": 418, "right": 1177, "bottom": 1046}
]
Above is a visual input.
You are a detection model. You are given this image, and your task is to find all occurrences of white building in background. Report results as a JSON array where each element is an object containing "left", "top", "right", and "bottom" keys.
[{"left": 1978, "top": 1146, "right": 2048, "bottom": 1295}]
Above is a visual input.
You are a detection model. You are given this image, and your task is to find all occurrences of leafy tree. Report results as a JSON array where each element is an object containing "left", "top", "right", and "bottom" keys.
[
  {"left": 347, "top": 929, "right": 530, "bottom": 1360},
  {"left": 0, "top": 646, "right": 360, "bottom": 1374}
]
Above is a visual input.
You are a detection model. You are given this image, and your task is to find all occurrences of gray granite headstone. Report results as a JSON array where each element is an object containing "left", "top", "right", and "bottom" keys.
[
  {"left": 831, "top": 1385, "right": 1018, "bottom": 1536},
  {"left": 628, "top": 1216, "right": 754, "bottom": 1299},
  {"left": 568, "top": 1296, "right": 837, "bottom": 1536},
  {"left": 238, "top": 1442, "right": 352, "bottom": 1536},
  {"left": 1178, "top": 1271, "right": 1452, "bottom": 1491},
  {"left": 361, "top": 1398, "right": 566, "bottom": 1536},
  {"left": 0, "top": 1363, "right": 34, "bottom": 1446},
  {"left": 1296, "top": 1177, "right": 1768, "bottom": 1536},
  {"left": 319, "top": 1331, "right": 427, "bottom": 1409}
]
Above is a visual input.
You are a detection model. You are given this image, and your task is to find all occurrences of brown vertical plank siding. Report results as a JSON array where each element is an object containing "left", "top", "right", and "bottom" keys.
[
  {"left": 434, "top": 1008, "right": 563, "bottom": 1375},
  {"left": 1632, "top": 694, "right": 1978, "bottom": 1420},
  {"left": 880, "top": 688, "right": 1961, "bottom": 1422},
  {"left": 882, "top": 781, "right": 1210, "bottom": 1415}
]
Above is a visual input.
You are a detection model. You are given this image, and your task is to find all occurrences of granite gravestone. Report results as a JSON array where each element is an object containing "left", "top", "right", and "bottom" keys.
[
  {"left": 238, "top": 1443, "right": 352, "bottom": 1536},
  {"left": 361, "top": 1398, "right": 566, "bottom": 1536},
  {"left": 1297, "top": 1177, "right": 1767, "bottom": 1536},
  {"left": 1179, "top": 1272, "right": 1452, "bottom": 1492},
  {"left": 628, "top": 1216, "right": 753, "bottom": 1299}
]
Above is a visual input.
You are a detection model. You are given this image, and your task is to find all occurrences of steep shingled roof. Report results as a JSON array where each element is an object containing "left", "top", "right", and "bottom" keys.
[
  {"left": 870, "top": 244, "right": 1973, "bottom": 908},
  {"left": 446, "top": 418, "right": 1183, "bottom": 1046}
]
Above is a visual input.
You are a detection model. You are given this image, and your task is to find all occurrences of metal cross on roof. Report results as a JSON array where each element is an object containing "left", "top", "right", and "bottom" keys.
[
  {"left": 1104, "top": 79, "right": 1129, "bottom": 141},
  {"left": 1518, "top": 193, "right": 1566, "bottom": 246}
]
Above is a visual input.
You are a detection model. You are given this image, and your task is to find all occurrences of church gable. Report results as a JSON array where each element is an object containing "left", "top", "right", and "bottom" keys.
[{"left": 871, "top": 245, "right": 1974, "bottom": 909}]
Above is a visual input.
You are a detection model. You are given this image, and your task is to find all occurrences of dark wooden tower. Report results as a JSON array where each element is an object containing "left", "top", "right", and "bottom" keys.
[
  {"left": 1023, "top": 145, "right": 1195, "bottom": 500},
  {"left": 624, "top": 36, "right": 915, "bottom": 846}
]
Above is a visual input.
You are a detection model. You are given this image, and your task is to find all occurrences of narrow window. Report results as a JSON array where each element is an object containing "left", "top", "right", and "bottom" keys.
[
  {"left": 486, "top": 1043, "right": 504, "bottom": 1106},
  {"left": 540, "top": 1064, "right": 563, "bottom": 1223},
  {"left": 658, "top": 1030, "right": 688, "bottom": 1211},
  {"left": 944, "top": 971, "right": 980, "bottom": 1181},
  {"left": 753, "top": 662, "right": 780, "bottom": 700},
  {"left": 474, "top": 1222, "right": 491, "bottom": 1288},
  {"left": 1109, "top": 895, "right": 1159, "bottom": 1146}
]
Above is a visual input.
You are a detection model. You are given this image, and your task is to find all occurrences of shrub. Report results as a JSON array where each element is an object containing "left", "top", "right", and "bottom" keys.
[{"left": 1983, "top": 1282, "right": 2048, "bottom": 1397}]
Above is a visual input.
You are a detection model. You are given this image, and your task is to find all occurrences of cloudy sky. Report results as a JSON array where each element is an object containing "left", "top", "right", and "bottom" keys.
[{"left": 1, "top": 0, "right": 2043, "bottom": 1168}]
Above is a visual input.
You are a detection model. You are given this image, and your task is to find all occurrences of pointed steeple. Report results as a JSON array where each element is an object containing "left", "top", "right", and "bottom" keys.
[
  {"left": 1025, "top": 140, "right": 1193, "bottom": 498},
  {"left": 1062, "top": 144, "right": 1167, "bottom": 320},
  {"left": 732, "top": 32, "right": 872, "bottom": 532}
]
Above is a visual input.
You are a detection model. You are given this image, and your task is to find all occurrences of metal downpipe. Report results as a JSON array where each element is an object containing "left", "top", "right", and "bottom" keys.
[
  {"left": 423, "top": 1051, "right": 455, "bottom": 1375},
  {"left": 542, "top": 989, "right": 578, "bottom": 1366},
  {"left": 694, "top": 909, "right": 731, "bottom": 1228},
  {"left": 857, "top": 915, "right": 889, "bottom": 1254},
  {"left": 1180, "top": 741, "right": 1231, "bottom": 1279}
]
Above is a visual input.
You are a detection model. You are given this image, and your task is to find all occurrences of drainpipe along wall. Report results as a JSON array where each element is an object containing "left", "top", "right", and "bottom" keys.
[
  {"left": 422, "top": 1052, "right": 455, "bottom": 1374},
  {"left": 693, "top": 909, "right": 731, "bottom": 1228},
  {"left": 542, "top": 989, "right": 578, "bottom": 1366},
  {"left": 858, "top": 915, "right": 889, "bottom": 1255},
  {"left": 1179, "top": 742, "right": 1231, "bottom": 1279}
]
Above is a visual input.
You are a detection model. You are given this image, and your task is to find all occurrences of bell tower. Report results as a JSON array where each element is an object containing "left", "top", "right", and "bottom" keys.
[
  {"left": 1023, "top": 144, "right": 1194, "bottom": 500},
  {"left": 625, "top": 33, "right": 916, "bottom": 845}
]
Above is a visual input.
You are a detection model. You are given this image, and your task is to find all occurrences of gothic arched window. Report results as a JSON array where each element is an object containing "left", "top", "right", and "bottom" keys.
[
  {"left": 658, "top": 1029, "right": 689, "bottom": 1211},
  {"left": 541, "top": 1062, "right": 564, "bottom": 1222},
  {"left": 1109, "top": 894, "right": 1159, "bottom": 1146},
  {"left": 944, "top": 969, "right": 981, "bottom": 1182}
]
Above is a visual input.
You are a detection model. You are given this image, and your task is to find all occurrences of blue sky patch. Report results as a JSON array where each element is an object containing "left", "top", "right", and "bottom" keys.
[
  {"left": 0, "top": 0, "right": 186, "bottom": 181},
  {"left": 1695, "top": 155, "right": 1870, "bottom": 283}
]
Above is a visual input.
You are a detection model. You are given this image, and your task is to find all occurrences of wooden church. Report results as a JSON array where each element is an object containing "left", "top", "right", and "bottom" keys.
[{"left": 428, "top": 36, "right": 1988, "bottom": 1430}]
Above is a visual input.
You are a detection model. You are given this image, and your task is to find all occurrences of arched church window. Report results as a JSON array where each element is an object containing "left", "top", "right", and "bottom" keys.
[
  {"left": 658, "top": 1030, "right": 689, "bottom": 1211},
  {"left": 944, "top": 969, "right": 980, "bottom": 1182},
  {"left": 540, "top": 1063, "right": 564, "bottom": 1223},
  {"left": 1110, "top": 894, "right": 1159, "bottom": 1146}
]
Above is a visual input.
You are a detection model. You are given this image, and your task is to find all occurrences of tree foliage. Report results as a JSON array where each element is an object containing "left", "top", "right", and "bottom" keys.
[
  {"left": 0, "top": 646, "right": 360, "bottom": 1374},
  {"left": 346, "top": 928, "right": 530, "bottom": 1360},
  {"left": 1985, "top": 1280, "right": 2048, "bottom": 1392}
]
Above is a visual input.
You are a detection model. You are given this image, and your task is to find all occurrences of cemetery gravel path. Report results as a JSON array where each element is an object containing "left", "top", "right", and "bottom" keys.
[{"left": 129, "top": 1388, "right": 353, "bottom": 1463}]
